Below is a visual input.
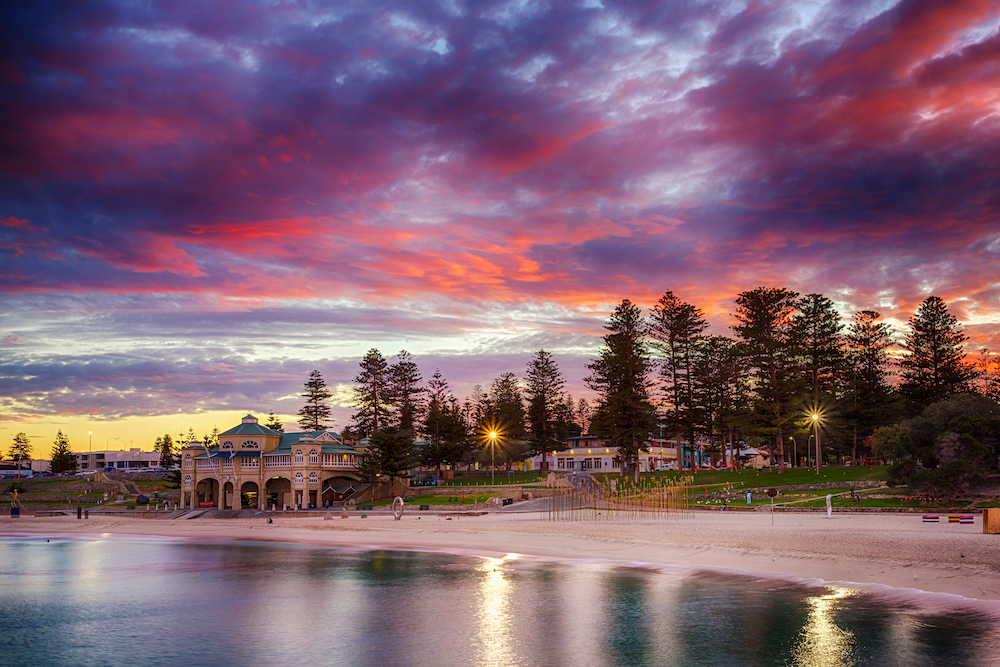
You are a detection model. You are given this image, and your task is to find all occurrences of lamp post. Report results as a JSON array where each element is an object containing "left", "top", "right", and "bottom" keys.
[
  {"left": 811, "top": 414, "right": 821, "bottom": 474},
  {"left": 488, "top": 431, "right": 498, "bottom": 485},
  {"left": 789, "top": 437, "right": 796, "bottom": 468},
  {"left": 88, "top": 431, "right": 93, "bottom": 472}
]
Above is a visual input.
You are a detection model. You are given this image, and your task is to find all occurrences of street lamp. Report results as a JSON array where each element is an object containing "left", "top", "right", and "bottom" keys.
[
  {"left": 811, "top": 413, "right": 822, "bottom": 474},
  {"left": 488, "top": 431, "right": 498, "bottom": 485},
  {"left": 789, "top": 437, "right": 796, "bottom": 468}
]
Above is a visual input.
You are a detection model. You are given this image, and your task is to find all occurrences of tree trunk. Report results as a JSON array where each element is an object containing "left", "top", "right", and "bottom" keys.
[
  {"left": 675, "top": 427, "right": 683, "bottom": 469},
  {"left": 633, "top": 437, "right": 640, "bottom": 484},
  {"left": 851, "top": 422, "right": 857, "bottom": 465}
]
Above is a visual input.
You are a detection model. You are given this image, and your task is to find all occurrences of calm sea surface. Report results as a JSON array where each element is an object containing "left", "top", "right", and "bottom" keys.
[{"left": 1, "top": 536, "right": 998, "bottom": 667}]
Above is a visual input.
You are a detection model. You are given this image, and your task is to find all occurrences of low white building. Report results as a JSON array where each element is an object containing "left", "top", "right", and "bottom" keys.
[
  {"left": 74, "top": 448, "right": 161, "bottom": 472},
  {"left": 524, "top": 436, "right": 682, "bottom": 473}
]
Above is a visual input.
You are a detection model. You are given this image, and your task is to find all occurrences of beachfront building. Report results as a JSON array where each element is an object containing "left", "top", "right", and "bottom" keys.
[
  {"left": 524, "top": 436, "right": 687, "bottom": 473},
  {"left": 0, "top": 463, "right": 34, "bottom": 478},
  {"left": 179, "top": 414, "right": 368, "bottom": 510},
  {"left": 75, "top": 448, "right": 161, "bottom": 472}
]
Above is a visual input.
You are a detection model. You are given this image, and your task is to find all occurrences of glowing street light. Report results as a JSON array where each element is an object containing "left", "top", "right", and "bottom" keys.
[
  {"left": 488, "top": 430, "right": 498, "bottom": 485},
  {"left": 811, "top": 413, "right": 822, "bottom": 474},
  {"left": 479, "top": 421, "right": 504, "bottom": 486}
]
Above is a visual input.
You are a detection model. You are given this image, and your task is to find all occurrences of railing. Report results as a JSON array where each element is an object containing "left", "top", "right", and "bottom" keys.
[
  {"left": 264, "top": 455, "right": 291, "bottom": 468},
  {"left": 196, "top": 460, "right": 219, "bottom": 470},
  {"left": 321, "top": 460, "right": 357, "bottom": 469}
]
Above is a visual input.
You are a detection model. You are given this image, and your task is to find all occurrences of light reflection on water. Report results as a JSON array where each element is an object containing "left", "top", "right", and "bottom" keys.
[
  {"left": 1, "top": 537, "right": 998, "bottom": 667},
  {"left": 790, "top": 588, "right": 855, "bottom": 667},
  {"left": 474, "top": 554, "right": 518, "bottom": 667}
]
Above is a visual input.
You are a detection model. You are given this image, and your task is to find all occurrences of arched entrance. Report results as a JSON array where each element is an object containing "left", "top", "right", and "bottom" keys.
[
  {"left": 222, "top": 480, "right": 235, "bottom": 510},
  {"left": 240, "top": 481, "right": 259, "bottom": 509},
  {"left": 265, "top": 477, "right": 291, "bottom": 510},
  {"left": 196, "top": 478, "right": 219, "bottom": 508}
]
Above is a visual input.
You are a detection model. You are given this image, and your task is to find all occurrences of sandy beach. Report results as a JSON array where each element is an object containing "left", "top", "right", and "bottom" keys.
[{"left": 3, "top": 510, "right": 999, "bottom": 605}]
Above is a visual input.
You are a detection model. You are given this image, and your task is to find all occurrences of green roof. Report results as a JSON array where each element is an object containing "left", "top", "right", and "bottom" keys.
[
  {"left": 220, "top": 423, "right": 282, "bottom": 436},
  {"left": 278, "top": 431, "right": 344, "bottom": 447}
]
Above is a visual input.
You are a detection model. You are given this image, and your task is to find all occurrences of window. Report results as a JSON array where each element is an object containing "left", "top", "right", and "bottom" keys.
[
  {"left": 184, "top": 475, "right": 192, "bottom": 487},
  {"left": 242, "top": 440, "right": 259, "bottom": 449},
  {"left": 294, "top": 449, "right": 304, "bottom": 464},
  {"left": 309, "top": 472, "right": 318, "bottom": 483},
  {"left": 309, "top": 449, "right": 318, "bottom": 464},
  {"left": 294, "top": 471, "right": 304, "bottom": 485},
  {"left": 221, "top": 441, "right": 234, "bottom": 449}
]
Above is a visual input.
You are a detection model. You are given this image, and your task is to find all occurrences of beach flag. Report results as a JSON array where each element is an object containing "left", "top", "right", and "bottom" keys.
[{"left": 922, "top": 515, "right": 939, "bottom": 523}]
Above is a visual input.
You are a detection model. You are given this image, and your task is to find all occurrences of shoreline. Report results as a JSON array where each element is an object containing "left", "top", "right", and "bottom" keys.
[{"left": 4, "top": 510, "right": 999, "bottom": 609}]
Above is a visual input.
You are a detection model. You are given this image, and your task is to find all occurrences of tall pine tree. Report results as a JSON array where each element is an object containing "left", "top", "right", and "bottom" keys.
[
  {"left": 648, "top": 290, "right": 708, "bottom": 470},
  {"left": 388, "top": 350, "right": 425, "bottom": 435},
  {"left": 792, "top": 293, "right": 845, "bottom": 405},
  {"left": 155, "top": 433, "right": 176, "bottom": 468},
  {"left": 298, "top": 370, "right": 333, "bottom": 431},
  {"left": 265, "top": 411, "right": 284, "bottom": 432},
  {"left": 480, "top": 374, "right": 525, "bottom": 436},
  {"left": 844, "top": 310, "right": 894, "bottom": 460},
  {"left": 691, "top": 336, "right": 746, "bottom": 467},
  {"left": 732, "top": 287, "right": 800, "bottom": 473},
  {"left": 525, "top": 349, "right": 569, "bottom": 470},
  {"left": 351, "top": 349, "right": 391, "bottom": 437},
  {"left": 8, "top": 432, "right": 32, "bottom": 472},
  {"left": 899, "top": 296, "right": 977, "bottom": 410},
  {"left": 419, "top": 370, "right": 468, "bottom": 478},
  {"left": 50, "top": 430, "right": 77, "bottom": 474},
  {"left": 585, "top": 300, "right": 656, "bottom": 482}
]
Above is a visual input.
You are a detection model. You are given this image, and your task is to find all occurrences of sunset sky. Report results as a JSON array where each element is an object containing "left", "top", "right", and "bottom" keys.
[{"left": 2, "top": 0, "right": 999, "bottom": 458}]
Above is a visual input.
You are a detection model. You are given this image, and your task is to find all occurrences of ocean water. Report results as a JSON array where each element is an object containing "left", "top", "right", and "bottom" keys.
[{"left": 1, "top": 536, "right": 998, "bottom": 667}]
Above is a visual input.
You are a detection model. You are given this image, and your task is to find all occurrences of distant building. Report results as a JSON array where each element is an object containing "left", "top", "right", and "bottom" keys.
[
  {"left": 74, "top": 448, "right": 161, "bottom": 472},
  {"left": 0, "top": 463, "right": 33, "bottom": 478},
  {"left": 179, "top": 414, "right": 368, "bottom": 510},
  {"left": 524, "top": 436, "right": 697, "bottom": 472}
]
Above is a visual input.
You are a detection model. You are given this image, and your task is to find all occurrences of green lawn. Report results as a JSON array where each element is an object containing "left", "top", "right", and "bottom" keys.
[
  {"left": 6, "top": 478, "right": 89, "bottom": 490},
  {"left": 438, "top": 473, "right": 546, "bottom": 486},
  {"left": 591, "top": 465, "right": 890, "bottom": 490},
  {"left": 792, "top": 496, "right": 961, "bottom": 509}
]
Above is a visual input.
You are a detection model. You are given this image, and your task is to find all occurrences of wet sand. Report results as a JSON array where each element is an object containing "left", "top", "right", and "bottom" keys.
[{"left": 3, "top": 510, "right": 998, "bottom": 604}]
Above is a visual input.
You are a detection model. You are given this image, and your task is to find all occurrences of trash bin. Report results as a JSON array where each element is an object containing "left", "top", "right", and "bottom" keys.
[{"left": 985, "top": 508, "right": 1000, "bottom": 535}]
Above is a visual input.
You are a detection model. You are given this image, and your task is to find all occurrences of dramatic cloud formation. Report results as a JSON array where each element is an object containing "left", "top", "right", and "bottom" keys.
[{"left": 1, "top": 0, "right": 999, "bottom": 451}]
